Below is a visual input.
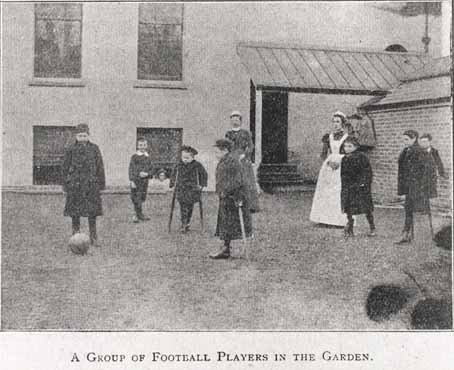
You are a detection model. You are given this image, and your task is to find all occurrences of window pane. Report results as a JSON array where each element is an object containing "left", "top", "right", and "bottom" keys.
[
  {"left": 35, "top": 3, "right": 82, "bottom": 20},
  {"left": 138, "top": 21, "right": 183, "bottom": 80},
  {"left": 139, "top": 3, "right": 182, "bottom": 24},
  {"left": 34, "top": 8, "right": 82, "bottom": 78}
]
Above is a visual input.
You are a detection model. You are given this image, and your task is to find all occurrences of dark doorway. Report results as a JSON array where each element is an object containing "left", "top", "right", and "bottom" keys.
[{"left": 261, "top": 91, "right": 288, "bottom": 164}]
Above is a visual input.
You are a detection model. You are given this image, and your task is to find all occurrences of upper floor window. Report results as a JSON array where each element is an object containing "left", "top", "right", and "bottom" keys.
[
  {"left": 138, "top": 3, "right": 183, "bottom": 81},
  {"left": 34, "top": 3, "right": 82, "bottom": 78}
]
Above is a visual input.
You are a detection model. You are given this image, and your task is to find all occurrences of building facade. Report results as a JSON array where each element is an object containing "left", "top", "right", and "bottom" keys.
[{"left": 2, "top": 2, "right": 446, "bottom": 189}]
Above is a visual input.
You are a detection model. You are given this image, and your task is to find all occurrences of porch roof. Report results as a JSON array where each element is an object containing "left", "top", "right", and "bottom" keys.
[{"left": 237, "top": 42, "right": 429, "bottom": 95}]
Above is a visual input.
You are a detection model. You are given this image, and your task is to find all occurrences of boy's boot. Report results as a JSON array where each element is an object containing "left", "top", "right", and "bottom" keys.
[
  {"left": 367, "top": 213, "right": 377, "bottom": 237},
  {"left": 209, "top": 242, "right": 231, "bottom": 259},
  {"left": 344, "top": 218, "right": 354, "bottom": 238},
  {"left": 71, "top": 217, "right": 81, "bottom": 235},
  {"left": 394, "top": 229, "right": 411, "bottom": 244}
]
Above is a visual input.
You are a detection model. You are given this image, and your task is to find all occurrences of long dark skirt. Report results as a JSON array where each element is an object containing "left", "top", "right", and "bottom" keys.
[{"left": 215, "top": 196, "right": 252, "bottom": 241}]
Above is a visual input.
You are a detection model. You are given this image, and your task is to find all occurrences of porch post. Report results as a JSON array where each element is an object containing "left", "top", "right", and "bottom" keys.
[{"left": 255, "top": 89, "right": 262, "bottom": 168}]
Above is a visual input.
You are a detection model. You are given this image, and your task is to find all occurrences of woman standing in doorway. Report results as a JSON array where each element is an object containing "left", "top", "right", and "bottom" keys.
[
  {"left": 225, "top": 110, "right": 259, "bottom": 212},
  {"left": 309, "top": 111, "right": 349, "bottom": 226}
]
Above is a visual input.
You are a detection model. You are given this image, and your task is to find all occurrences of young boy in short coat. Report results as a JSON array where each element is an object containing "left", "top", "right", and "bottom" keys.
[
  {"left": 129, "top": 137, "right": 153, "bottom": 223},
  {"left": 170, "top": 145, "right": 208, "bottom": 233},
  {"left": 340, "top": 136, "right": 375, "bottom": 237},
  {"left": 210, "top": 139, "right": 252, "bottom": 259}
]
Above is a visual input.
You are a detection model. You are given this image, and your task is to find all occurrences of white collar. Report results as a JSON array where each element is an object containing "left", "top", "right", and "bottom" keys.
[
  {"left": 231, "top": 127, "right": 241, "bottom": 132},
  {"left": 136, "top": 151, "right": 149, "bottom": 157}
]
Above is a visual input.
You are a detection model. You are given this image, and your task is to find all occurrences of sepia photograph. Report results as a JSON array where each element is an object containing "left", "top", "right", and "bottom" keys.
[{"left": 1, "top": 0, "right": 452, "bottom": 335}]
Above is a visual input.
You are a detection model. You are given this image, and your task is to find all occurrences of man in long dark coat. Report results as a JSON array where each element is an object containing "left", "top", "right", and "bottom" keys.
[
  {"left": 225, "top": 110, "right": 259, "bottom": 212},
  {"left": 340, "top": 136, "right": 375, "bottom": 237},
  {"left": 62, "top": 124, "right": 105, "bottom": 246},
  {"left": 210, "top": 139, "right": 252, "bottom": 259},
  {"left": 395, "top": 130, "right": 431, "bottom": 244},
  {"left": 419, "top": 133, "right": 447, "bottom": 199}
]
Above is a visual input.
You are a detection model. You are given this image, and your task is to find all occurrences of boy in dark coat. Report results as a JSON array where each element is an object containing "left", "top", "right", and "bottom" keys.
[
  {"left": 395, "top": 130, "right": 431, "bottom": 244},
  {"left": 419, "top": 133, "right": 447, "bottom": 199},
  {"left": 170, "top": 145, "right": 208, "bottom": 233},
  {"left": 341, "top": 136, "right": 375, "bottom": 237},
  {"left": 62, "top": 124, "right": 105, "bottom": 246},
  {"left": 210, "top": 139, "right": 252, "bottom": 259},
  {"left": 129, "top": 137, "right": 154, "bottom": 223}
]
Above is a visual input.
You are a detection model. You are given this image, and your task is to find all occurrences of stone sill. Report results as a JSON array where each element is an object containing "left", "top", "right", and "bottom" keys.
[
  {"left": 133, "top": 80, "right": 188, "bottom": 90},
  {"left": 29, "top": 78, "right": 86, "bottom": 88}
]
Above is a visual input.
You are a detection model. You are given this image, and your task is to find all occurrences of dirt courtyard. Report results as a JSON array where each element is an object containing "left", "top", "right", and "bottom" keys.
[{"left": 1, "top": 192, "right": 451, "bottom": 330}]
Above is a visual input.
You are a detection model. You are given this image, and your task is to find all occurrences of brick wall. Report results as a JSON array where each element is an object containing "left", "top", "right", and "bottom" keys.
[{"left": 367, "top": 104, "right": 452, "bottom": 210}]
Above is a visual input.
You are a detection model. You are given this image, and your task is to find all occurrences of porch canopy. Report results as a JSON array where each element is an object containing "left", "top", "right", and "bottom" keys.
[{"left": 237, "top": 42, "right": 429, "bottom": 95}]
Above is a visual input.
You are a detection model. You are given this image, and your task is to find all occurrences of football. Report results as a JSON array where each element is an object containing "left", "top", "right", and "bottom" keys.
[{"left": 68, "top": 233, "right": 90, "bottom": 255}]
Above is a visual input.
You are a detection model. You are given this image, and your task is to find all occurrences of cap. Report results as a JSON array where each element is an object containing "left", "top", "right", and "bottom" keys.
[
  {"left": 75, "top": 123, "right": 89, "bottom": 134},
  {"left": 230, "top": 110, "right": 242, "bottom": 118},
  {"left": 333, "top": 111, "right": 346, "bottom": 120},
  {"left": 213, "top": 139, "right": 233, "bottom": 152},
  {"left": 181, "top": 145, "right": 198, "bottom": 156}
]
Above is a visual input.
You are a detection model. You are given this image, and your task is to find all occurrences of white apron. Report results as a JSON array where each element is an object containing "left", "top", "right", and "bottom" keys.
[{"left": 309, "top": 132, "right": 348, "bottom": 226}]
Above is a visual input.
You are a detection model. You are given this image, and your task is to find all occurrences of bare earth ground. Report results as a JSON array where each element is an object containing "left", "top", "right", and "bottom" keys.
[{"left": 1, "top": 192, "right": 451, "bottom": 330}]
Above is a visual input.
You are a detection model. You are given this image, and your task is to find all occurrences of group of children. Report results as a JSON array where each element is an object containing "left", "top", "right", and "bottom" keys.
[{"left": 339, "top": 128, "right": 446, "bottom": 243}]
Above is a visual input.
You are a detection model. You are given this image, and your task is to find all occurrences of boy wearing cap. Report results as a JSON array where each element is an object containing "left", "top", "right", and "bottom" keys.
[
  {"left": 225, "top": 110, "right": 259, "bottom": 213},
  {"left": 62, "top": 124, "right": 105, "bottom": 246},
  {"left": 210, "top": 139, "right": 252, "bottom": 259},
  {"left": 170, "top": 145, "right": 208, "bottom": 233},
  {"left": 129, "top": 137, "right": 154, "bottom": 223}
]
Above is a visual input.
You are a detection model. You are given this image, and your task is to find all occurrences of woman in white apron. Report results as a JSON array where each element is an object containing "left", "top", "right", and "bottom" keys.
[{"left": 310, "top": 111, "right": 349, "bottom": 226}]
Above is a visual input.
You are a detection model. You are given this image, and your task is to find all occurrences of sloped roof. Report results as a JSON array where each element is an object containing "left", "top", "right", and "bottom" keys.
[
  {"left": 361, "top": 57, "right": 452, "bottom": 108},
  {"left": 237, "top": 42, "right": 429, "bottom": 95}
]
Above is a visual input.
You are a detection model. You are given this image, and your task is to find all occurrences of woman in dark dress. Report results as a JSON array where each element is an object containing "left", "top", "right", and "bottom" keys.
[
  {"left": 62, "top": 124, "right": 105, "bottom": 246},
  {"left": 225, "top": 110, "right": 259, "bottom": 212}
]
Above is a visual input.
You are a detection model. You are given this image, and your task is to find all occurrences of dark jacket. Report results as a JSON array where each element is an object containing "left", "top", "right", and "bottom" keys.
[
  {"left": 225, "top": 129, "right": 254, "bottom": 160},
  {"left": 422, "top": 147, "right": 445, "bottom": 198},
  {"left": 397, "top": 143, "right": 431, "bottom": 212},
  {"left": 321, "top": 131, "right": 347, "bottom": 160},
  {"left": 215, "top": 153, "right": 252, "bottom": 240},
  {"left": 129, "top": 153, "right": 153, "bottom": 189},
  {"left": 62, "top": 141, "right": 105, "bottom": 217},
  {"left": 170, "top": 160, "right": 208, "bottom": 204},
  {"left": 341, "top": 150, "right": 374, "bottom": 214}
]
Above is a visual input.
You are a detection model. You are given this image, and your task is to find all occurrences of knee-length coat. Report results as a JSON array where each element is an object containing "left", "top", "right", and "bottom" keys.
[
  {"left": 225, "top": 129, "right": 259, "bottom": 212},
  {"left": 398, "top": 144, "right": 431, "bottom": 213},
  {"left": 170, "top": 160, "right": 208, "bottom": 204},
  {"left": 340, "top": 150, "right": 374, "bottom": 215},
  {"left": 62, "top": 141, "right": 105, "bottom": 217},
  {"left": 215, "top": 153, "right": 252, "bottom": 241},
  {"left": 422, "top": 147, "right": 445, "bottom": 198}
]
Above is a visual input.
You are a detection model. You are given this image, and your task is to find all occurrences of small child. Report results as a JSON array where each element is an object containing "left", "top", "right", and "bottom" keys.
[
  {"left": 395, "top": 130, "right": 431, "bottom": 244},
  {"left": 340, "top": 136, "right": 375, "bottom": 237},
  {"left": 170, "top": 145, "right": 208, "bottom": 233},
  {"left": 128, "top": 137, "right": 153, "bottom": 223},
  {"left": 419, "top": 133, "right": 447, "bottom": 199},
  {"left": 209, "top": 139, "right": 252, "bottom": 259},
  {"left": 150, "top": 168, "right": 171, "bottom": 193}
]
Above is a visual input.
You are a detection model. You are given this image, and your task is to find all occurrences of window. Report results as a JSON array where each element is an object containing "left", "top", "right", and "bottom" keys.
[
  {"left": 137, "top": 128, "right": 182, "bottom": 176},
  {"left": 34, "top": 3, "right": 82, "bottom": 78},
  {"left": 33, "top": 126, "right": 76, "bottom": 185},
  {"left": 138, "top": 3, "right": 183, "bottom": 81}
]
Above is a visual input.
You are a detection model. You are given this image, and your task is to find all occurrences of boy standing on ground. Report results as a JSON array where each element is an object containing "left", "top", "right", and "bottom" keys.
[
  {"left": 340, "top": 136, "right": 376, "bottom": 237},
  {"left": 129, "top": 137, "right": 153, "bottom": 223},
  {"left": 62, "top": 123, "right": 105, "bottom": 246},
  {"left": 170, "top": 145, "right": 208, "bottom": 233},
  {"left": 210, "top": 139, "right": 252, "bottom": 259}
]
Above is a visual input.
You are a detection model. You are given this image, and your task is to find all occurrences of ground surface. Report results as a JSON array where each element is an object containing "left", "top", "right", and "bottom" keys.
[{"left": 1, "top": 192, "right": 451, "bottom": 330}]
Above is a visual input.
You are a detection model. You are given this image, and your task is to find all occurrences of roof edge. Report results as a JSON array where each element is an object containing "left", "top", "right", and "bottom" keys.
[
  {"left": 237, "top": 41, "right": 428, "bottom": 56},
  {"left": 360, "top": 96, "right": 452, "bottom": 111}
]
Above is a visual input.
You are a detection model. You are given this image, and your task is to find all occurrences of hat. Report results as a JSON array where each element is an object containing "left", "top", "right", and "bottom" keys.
[
  {"left": 181, "top": 145, "right": 198, "bottom": 156},
  {"left": 333, "top": 111, "right": 346, "bottom": 120},
  {"left": 230, "top": 110, "right": 242, "bottom": 118},
  {"left": 75, "top": 123, "right": 89, "bottom": 134},
  {"left": 213, "top": 139, "right": 233, "bottom": 152}
]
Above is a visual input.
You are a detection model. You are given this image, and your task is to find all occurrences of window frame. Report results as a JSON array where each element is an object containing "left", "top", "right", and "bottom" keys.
[
  {"left": 134, "top": 3, "right": 187, "bottom": 90},
  {"left": 30, "top": 3, "right": 85, "bottom": 87}
]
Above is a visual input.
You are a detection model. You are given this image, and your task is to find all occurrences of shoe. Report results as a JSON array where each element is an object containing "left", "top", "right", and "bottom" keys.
[
  {"left": 133, "top": 216, "right": 140, "bottom": 223},
  {"left": 139, "top": 215, "right": 150, "bottom": 221},
  {"left": 368, "top": 229, "right": 377, "bottom": 237},
  {"left": 394, "top": 232, "right": 411, "bottom": 244},
  {"left": 209, "top": 248, "right": 230, "bottom": 259}
]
